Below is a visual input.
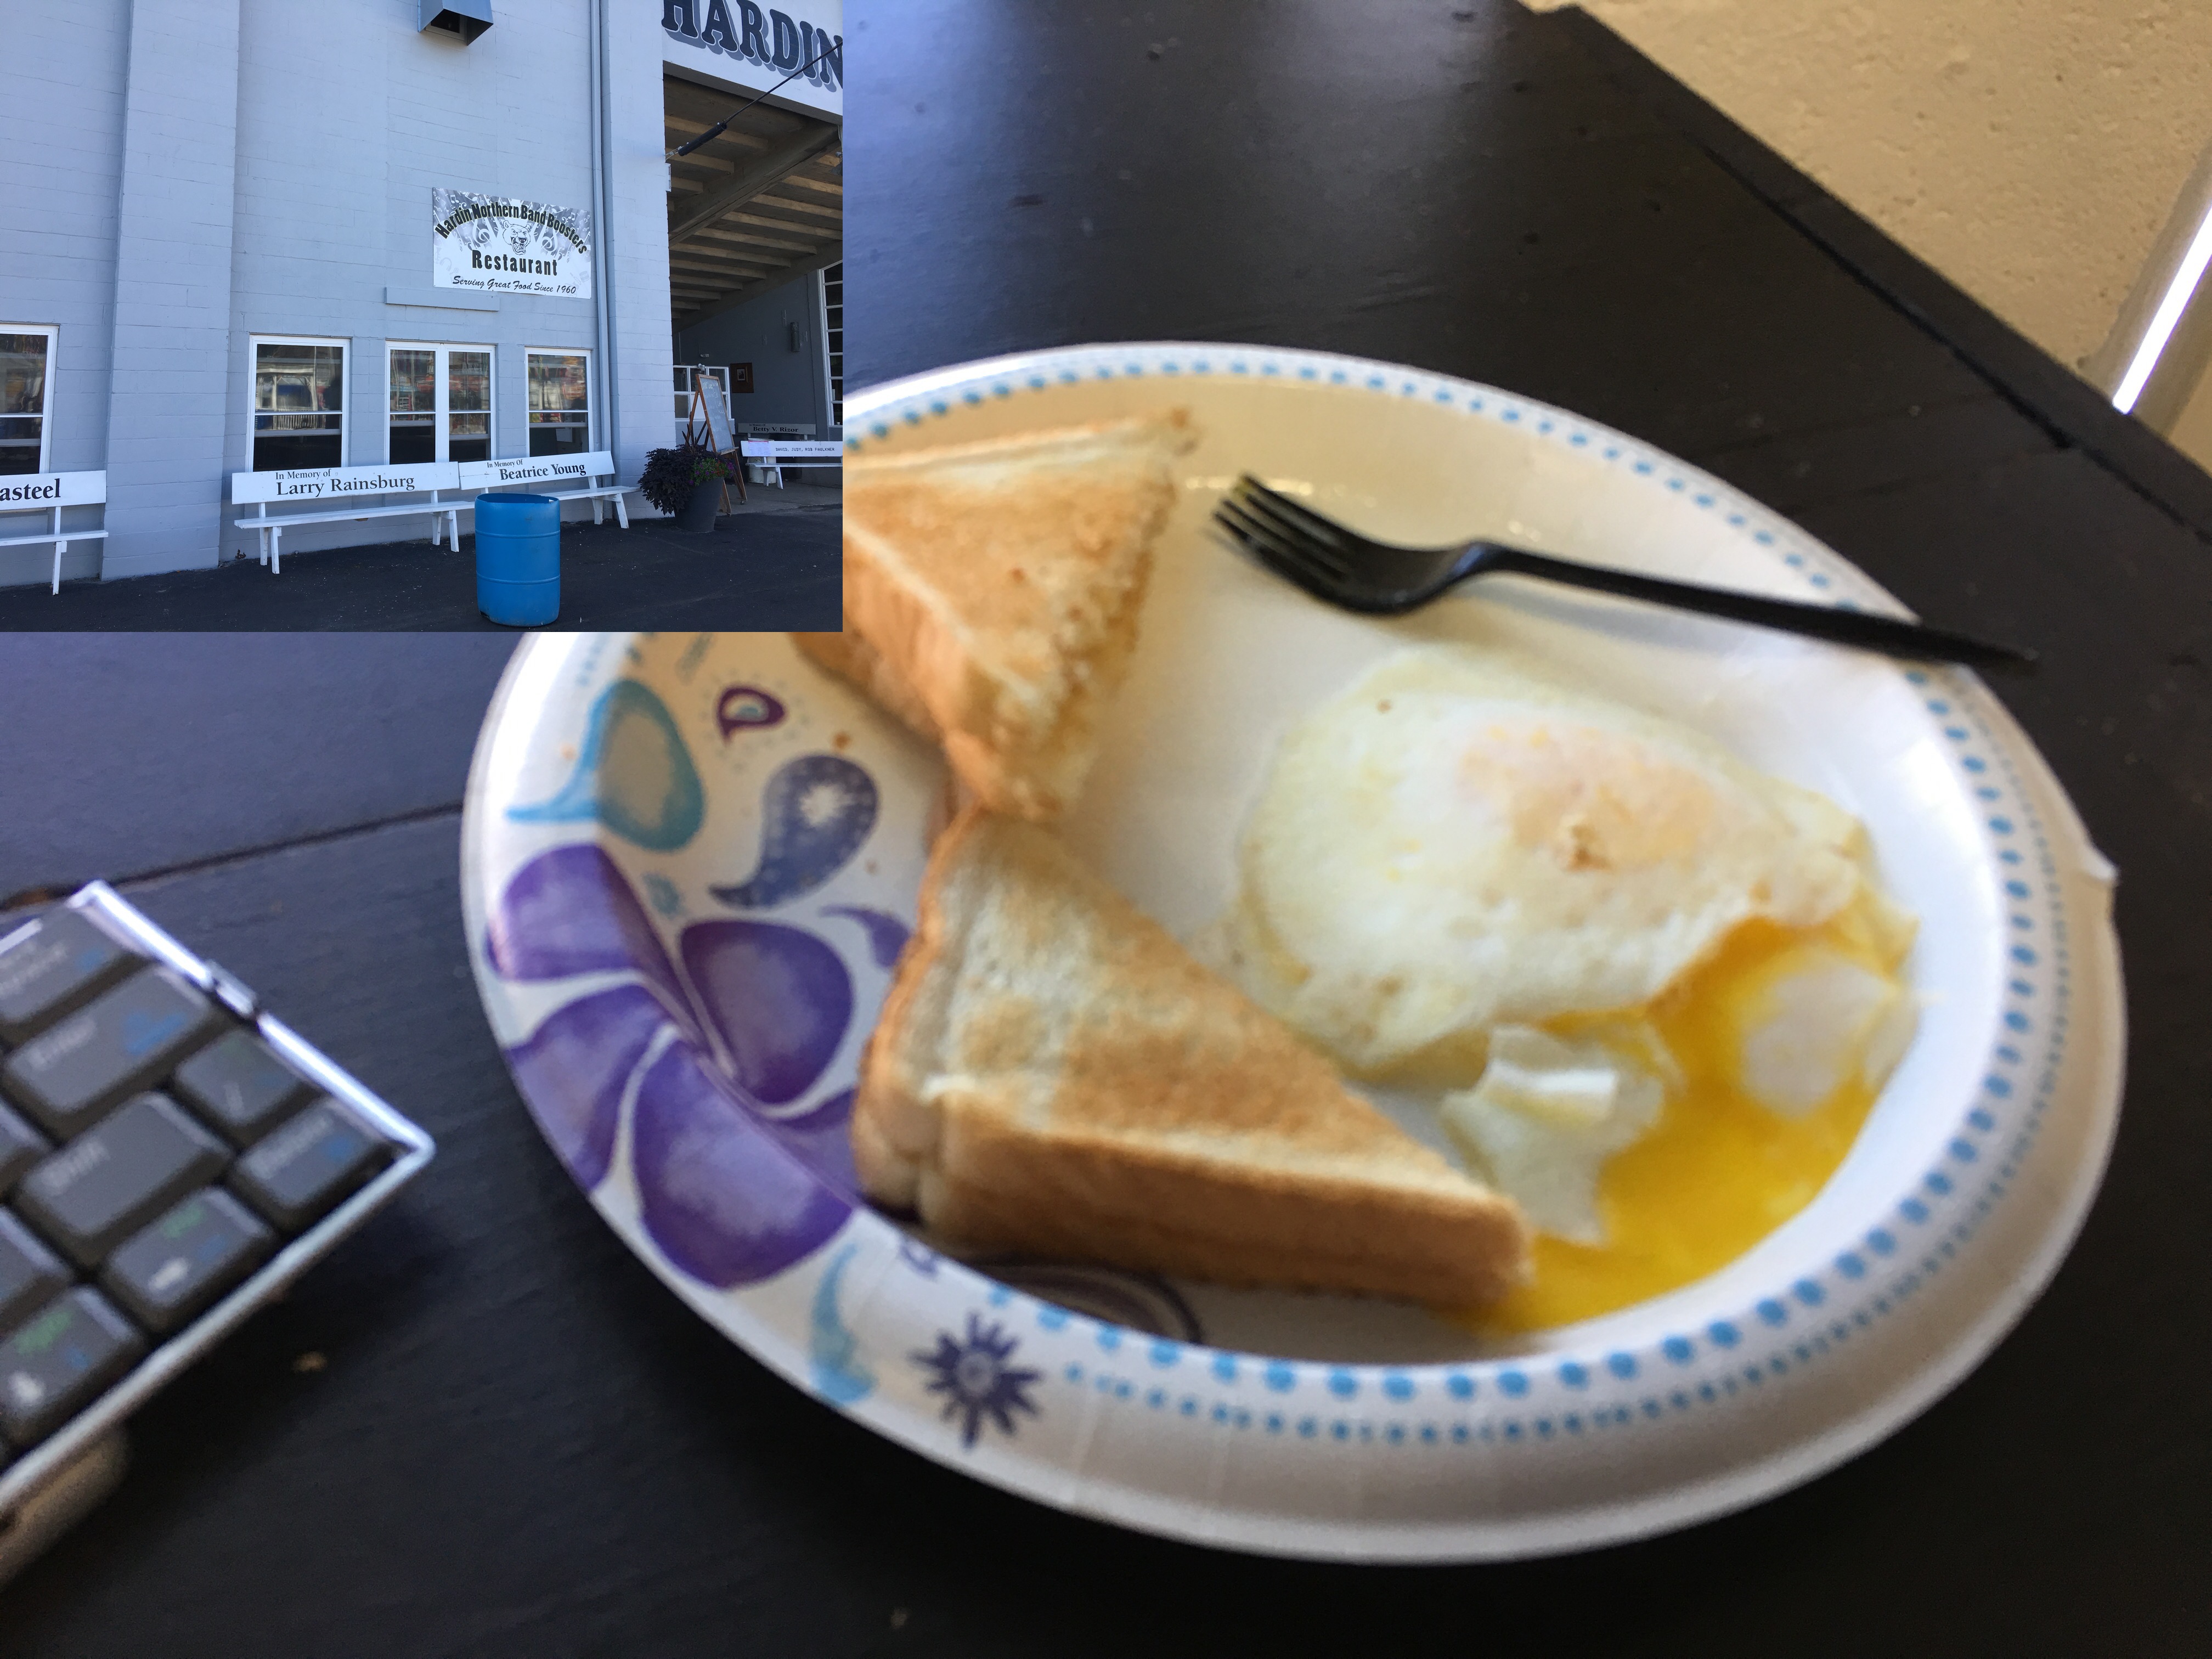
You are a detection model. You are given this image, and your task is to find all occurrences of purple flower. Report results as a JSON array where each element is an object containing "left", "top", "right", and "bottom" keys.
[{"left": 488, "top": 841, "right": 862, "bottom": 1289}]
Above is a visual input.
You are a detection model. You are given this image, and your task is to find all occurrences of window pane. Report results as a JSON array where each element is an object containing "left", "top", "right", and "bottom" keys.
[
  {"left": 388, "top": 349, "right": 434, "bottom": 413},
  {"left": 256, "top": 343, "right": 343, "bottom": 414},
  {"left": 0, "top": 418, "right": 41, "bottom": 476},
  {"left": 449, "top": 351, "right": 490, "bottom": 414},
  {"left": 390, "top": 419, "right": 436, "bottom": 465},
  {"left": 528, "top": 419, "right": 588, "bottom": 458},
  {"left": 528, "top": 354, "right": 589, "bottom": 414},
  {"left": 253, "top": 430, "right": 343, "bottom": 471},
  {"left": 1, "top": 333, "right": 49, "bottom": 418}
]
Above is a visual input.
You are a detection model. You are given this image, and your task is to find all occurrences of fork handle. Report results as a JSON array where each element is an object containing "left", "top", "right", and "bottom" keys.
[{"left": 1481, "top": 547, "right": 2036, "bottom": 670}]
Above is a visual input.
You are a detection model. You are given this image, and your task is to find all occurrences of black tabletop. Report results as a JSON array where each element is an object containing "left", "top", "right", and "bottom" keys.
[{"left": 9, "top": 4, "right": 2209, "bottom": 1653}]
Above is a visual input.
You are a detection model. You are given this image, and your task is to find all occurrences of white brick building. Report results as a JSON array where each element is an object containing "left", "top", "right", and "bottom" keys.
[{"left": 0, "top": 0, "right": 842, "bottom": 588}]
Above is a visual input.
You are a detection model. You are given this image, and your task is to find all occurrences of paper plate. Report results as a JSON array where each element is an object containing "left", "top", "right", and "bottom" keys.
[{"left": 458, "top": 343, "right": 2124, "bottom": 1560}]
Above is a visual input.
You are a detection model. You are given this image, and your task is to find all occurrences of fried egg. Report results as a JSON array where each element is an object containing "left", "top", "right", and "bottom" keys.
[
  {"left": 1212, "top": 645, "right": 1921, "bottom": 1327},
  {"left": 1220, "top": 646, "right": 1872, "bottom": 1075}
]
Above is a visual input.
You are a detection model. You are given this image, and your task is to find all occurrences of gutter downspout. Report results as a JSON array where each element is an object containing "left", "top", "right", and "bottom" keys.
[{"left": 589, "top": 0, "right": 619, "bottom": 470}]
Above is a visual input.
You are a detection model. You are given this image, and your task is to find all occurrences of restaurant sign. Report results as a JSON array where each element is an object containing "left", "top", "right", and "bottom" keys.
[{"left": 432, "top": 189, "right": 594, "bottom": 298}]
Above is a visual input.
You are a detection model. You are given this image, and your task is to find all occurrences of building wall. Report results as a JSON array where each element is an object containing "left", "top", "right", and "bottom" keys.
[
  {"left": 0, "top": 0, "right": 130, "bottom": 588},
  {"left": 1523, "top": 0, "right": 2212, "bottom": 382},
  {"left": 0, "top": 0, "right": 685, "bottom": 586},
  {"left": 673, "top": 269, "right": 836, "bottom": 440}
]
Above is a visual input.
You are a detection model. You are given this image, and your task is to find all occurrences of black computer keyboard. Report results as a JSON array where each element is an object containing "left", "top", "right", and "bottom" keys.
[{"left": 0, "top": 885, "right": 433, "bottom": 1548}]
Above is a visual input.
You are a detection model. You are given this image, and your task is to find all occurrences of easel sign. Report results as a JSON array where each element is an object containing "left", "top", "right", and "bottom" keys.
[{"left": 684, "top": 374, "right": 744, "bottom": 507}]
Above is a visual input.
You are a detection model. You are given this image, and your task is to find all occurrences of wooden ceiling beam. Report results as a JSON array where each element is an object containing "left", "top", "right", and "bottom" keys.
[{"left": 666, "top": 120, "right": 840, "bottom": 246}]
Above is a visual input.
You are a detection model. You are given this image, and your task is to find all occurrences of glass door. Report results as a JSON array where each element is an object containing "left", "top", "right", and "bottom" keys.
[
  {"left": 390, "top": 344, "right": 494, "bottom": 464},
  {"left": 673, "top": 365, "right": 730, "bottom": 445}
]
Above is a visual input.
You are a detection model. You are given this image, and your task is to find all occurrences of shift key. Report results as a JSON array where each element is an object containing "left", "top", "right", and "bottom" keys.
[
  {"left": 15, "top": 1093, "right": 230, "bottom": 1269},
  {"left": 1, "top": 968, "right": 224, "bottom": 1139}
]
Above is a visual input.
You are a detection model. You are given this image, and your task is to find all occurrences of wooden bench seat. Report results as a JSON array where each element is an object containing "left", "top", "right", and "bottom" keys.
[
  {"left": 738, "top": 439, "right": 843, "bottom": 489},
  {"left": 231, "top": 462, "right": 464, "bottom": 575},
  {"left": 0, "top": 472, "right": 109, "bottom": 594}
]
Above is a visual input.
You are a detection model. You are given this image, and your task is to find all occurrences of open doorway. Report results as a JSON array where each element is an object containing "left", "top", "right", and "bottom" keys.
[{"left": 663, "top": 74, "right": 842, "bottom": 496}]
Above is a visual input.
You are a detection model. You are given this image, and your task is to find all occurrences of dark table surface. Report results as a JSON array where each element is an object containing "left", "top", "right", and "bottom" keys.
[{"left": 9, "top": 3, "right": 2209, "bottom": 1653}]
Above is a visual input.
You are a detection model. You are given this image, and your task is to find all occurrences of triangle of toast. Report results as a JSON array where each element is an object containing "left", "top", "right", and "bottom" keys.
[
  {"left": 853, "top": 810, "right": 1533, "bottom": 1307},
  {"left": 796, "top": 410, "right": 1195, "bottom": 821}
]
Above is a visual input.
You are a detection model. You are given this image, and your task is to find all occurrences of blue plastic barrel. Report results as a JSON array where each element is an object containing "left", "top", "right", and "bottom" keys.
[{"left": 475, "top": 493, "right": 561, "bottom": 626}]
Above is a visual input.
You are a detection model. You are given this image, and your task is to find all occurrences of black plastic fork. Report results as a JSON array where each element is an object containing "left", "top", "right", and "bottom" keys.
[{"left": 1214, "top": 474, "right": 2036, "bottom": 670}]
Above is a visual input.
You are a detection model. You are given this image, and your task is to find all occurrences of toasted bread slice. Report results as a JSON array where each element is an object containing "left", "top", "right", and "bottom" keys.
[
  {"left": 795, "top": 410, "right": 1195, "bottom": 821},
  {"left": 852, "top": 809, "right": 1533, "bottom": 1307}
]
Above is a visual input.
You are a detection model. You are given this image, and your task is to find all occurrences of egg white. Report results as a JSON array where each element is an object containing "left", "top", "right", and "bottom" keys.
[{"left": 1220, "top": 645, "right": 1870, "bottom": 1075}]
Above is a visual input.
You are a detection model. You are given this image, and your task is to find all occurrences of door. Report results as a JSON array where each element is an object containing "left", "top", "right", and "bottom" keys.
[
  {"left": 674, "top": 365, "right": 730, "bottom": 445},
  {"left": 390, "top": 345, "right": 494, "bottom": 464}
]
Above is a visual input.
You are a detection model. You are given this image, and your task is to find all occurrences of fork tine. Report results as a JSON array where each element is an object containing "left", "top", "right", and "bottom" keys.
[
  {"left": 1232, "top": 475, "right": 1361, "bottom": 552},
  {"left": 1216, "top": 493, "right": 1351, "bottom": 578},
  {"left": 1213, "top": 496, "right": 1350, "bottom": 588}
]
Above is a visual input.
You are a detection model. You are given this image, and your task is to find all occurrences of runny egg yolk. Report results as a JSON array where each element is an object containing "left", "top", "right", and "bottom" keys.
[{"left": 1472, "top": 891, "right": 1910, "bottom": 1333}]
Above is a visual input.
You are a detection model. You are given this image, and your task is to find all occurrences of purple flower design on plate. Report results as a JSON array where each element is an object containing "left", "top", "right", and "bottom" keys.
[
  {"left": 489, "top": 836, "right": 872, "bottom": 1289},
  {"left": 503, "top": 984, "right": 667, "bottom": 1189},
  {"left": 773, "top": 1087, "right": 861, "bottom": 1196},
  {"left": 486, "top": 842, "right": 688, "bottom": 1016},
  {"left": 680, "top": 921, "right": 852, "bottom": 1104},
  {"left": 912, "top": 1314, "right": 1043, "bottom": 1448},
  {"left": 630, "top": 1041, "right": 848, "bottom": 1286}
]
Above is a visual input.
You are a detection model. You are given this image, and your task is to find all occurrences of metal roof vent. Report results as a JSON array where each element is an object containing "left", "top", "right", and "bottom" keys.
[{"left": 420, "top": 0, "right": 493, "bottom": 44}]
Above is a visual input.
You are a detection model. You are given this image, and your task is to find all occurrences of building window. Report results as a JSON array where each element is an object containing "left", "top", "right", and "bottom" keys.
[
  {"left": 390, "top": 343, "right": 493, "bottom": 464},
  {"left": 1, "top": 325, "right": 56, "bottom": 476},
  {"left": 252, "top": 336, "right": 346, "bottom": 471},
  {"left": 823, "top": 262, "right": 843, "bottom": 428},
  {"left": 527, "top": 350, "right": 591, "bottom": 458},
  {"left": 674, "top": 364, "right": 729, "bottom": 445}
]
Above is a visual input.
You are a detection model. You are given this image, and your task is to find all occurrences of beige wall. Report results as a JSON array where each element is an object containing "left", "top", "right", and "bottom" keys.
[{"left": 1525, "top": 0, "right": 2212, "bottom": 388}]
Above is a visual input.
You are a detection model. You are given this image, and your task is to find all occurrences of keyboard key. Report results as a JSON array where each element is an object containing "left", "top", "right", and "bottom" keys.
[
  {"left": 0, "top": 909, "right": 139, "bottom": 1045},
  {"left": 230, "top": 1099, "right": 391, "bottom": 1232},
  {"left": 172, "top": 1031, "right": 314, "bottom": 1147},
  {"left": 0, "top": 1289, "right": 145, "bottom": 1447},
  {"left": 0, "top": 1101, "right": 48, "bottom": 1193},
  {"left": 0, "top": 1212, "right": 71, "bottom": 1333},
  {"left": 1, "top": 968, "right": 224, "bottom": 1139},
  {"left": 101, "top": 1190, "right": 275, "bottom": 1336},
  {"left": 14, "top": 1094, "right": 230, "bottom": 1269}
]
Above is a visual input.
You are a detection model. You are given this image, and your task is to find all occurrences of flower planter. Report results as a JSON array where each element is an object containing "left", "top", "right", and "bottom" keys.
[{"left": 678, "top": 483, "right": 720, "bottom": 532}]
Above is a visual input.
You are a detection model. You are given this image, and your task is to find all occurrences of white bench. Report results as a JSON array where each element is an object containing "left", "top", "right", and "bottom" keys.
[
  {"left": 231, "top": 462, "right": 464, "bottom": 575},
  {"left": 739, "top": 439, "right": 843, "bottom": 489},
  {"left": 0, "top": 471, "right": 108, "bottom": 594},
  {"left": 457, "top": 452, "right": 631, "bottom": 528}
]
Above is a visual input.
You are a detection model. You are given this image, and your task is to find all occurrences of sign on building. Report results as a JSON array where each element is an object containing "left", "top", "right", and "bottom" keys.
[
  {"left": 661, "top": 2, "right": 842, "bottom": 120},
  {"left": 431, "top": 190, "right": 594, "bottom": 298}
]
